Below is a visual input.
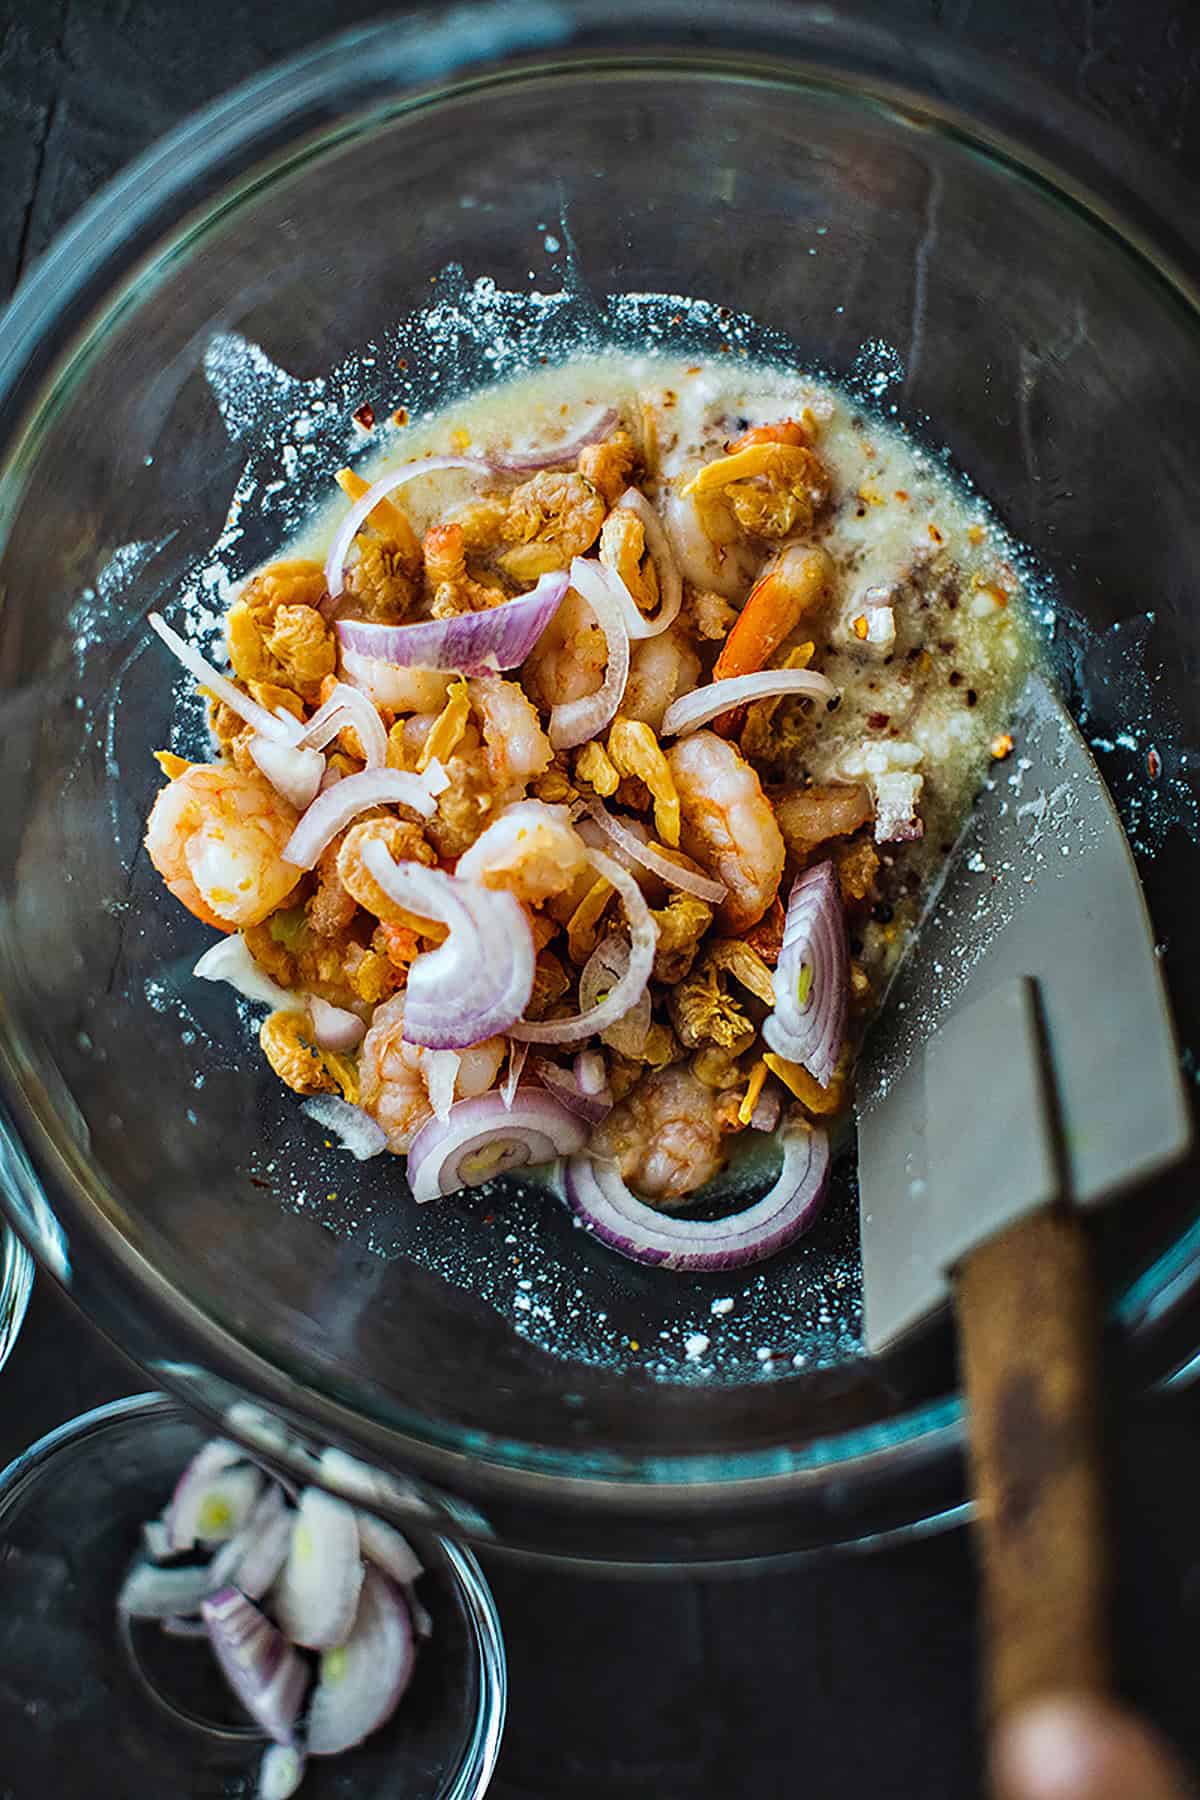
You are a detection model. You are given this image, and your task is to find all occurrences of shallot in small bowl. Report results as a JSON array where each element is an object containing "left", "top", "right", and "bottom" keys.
[{"left": 0, "top": 1393, "right": 505, "bottom": 1799}]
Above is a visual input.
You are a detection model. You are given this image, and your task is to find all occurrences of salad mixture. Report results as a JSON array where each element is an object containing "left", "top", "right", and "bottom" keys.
[{"left": 144, "top": 354, "right": 1031, "bottom": 1271}]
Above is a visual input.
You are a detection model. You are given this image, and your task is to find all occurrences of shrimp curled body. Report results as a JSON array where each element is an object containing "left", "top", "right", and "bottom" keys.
[{"left": 144, "top": 764, "right": 301, "bottom": 930}]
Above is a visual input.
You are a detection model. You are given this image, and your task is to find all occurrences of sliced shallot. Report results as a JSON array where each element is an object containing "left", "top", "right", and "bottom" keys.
[
  {"left": 532, "top": 1055, "right": 614, "bottom": 1124},
  {"left": 147, "top": 613, "right": 300, "bottom": 744},
  {"left": 501, "top": 1040, "right": 529, "bottom": 1109},
  {"left": 307, "top": 1570, "right": 417, "bottom": 1758},
  {"left": 511, "top": 848, "right": 657, "bottom": 1045},
  {"left": 202, "top": 1586, "right": 310, "bottom": 1746},
  {"left": 581, "top": 796, "right": 726, "bottom": 904},
  {"left": 306, "top": 995, "right": 366, "bottom": 1053},
  {"left": 271, "top": 1486, "right": 363, "bottom": 1651},
  {"left": 118, "top": 1559, "right": 221, "bottom": 1621},
  {"left": 548, "top": 558, "right": 631, "bottom": 749},
  {"left": 259, "top": 1744, "right": 307, "bottom": 1800},
  {"left": 248, "top": 735, "right": 326, "bottom": 811},
  {"left": 362, "top": 843, "right": 535, "bottom": 1049},
  {"left": 661, "top": 667, "right": 836, "bottom": 737},
  {"left": 325, "top": 456, "right": 494, "bottom": 598},
  {"left": 579, "top": 934, "right": 650, "bottom": 1059},
  {"left": 166, "top": 1438, "right": 251, "bottom": 1551},
  {"left": 406, "top": 1089, "right": 588, "bottom": 1203},
  {"left": 282, "top": 767, "right": 439, "bottom": 869},
  {"left": 194, "top": 936, "right": 295, "bottom": 1011},
  {"left": 490, "top": 406, "right": 618, "bottom": 473},
  {"left": 301, "top": 1096, "right": 387, "bottom": 1160},
  {"left": 355, "top": 1512, "right": 424, "bottom": 1586},
  {"left": 336, "top": 568, "right": 569, "bottom": 673},
  {"left": 565, "top": 1115, "right": 830, "bottom": 1270},
  {"left": 296, "top": 680, "right": 389, "bottom": 768},
  {"left": 763, "top": 860, "right": 848, "bottom": 1088}
]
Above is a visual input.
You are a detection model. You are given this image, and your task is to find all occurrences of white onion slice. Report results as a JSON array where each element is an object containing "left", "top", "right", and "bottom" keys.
[
  {"left": 297, "top": 680, "right": 389, "bottom": 768},
  {"left": 355, "top": 1513, "right": 423, "bottom": 1586},
  {"left": 565, "top": 1114, "right": 830, "bottom": 1270},
  {"left": 248, "top": 734, "right": 326, "bottom": 810},
  {"left": 362, "top": 844, "right": 535, "bottom": 1049},
  {"left": 549, "top": 558, "right": 631, "bottom": 749},
  {"left": 259, "top": 1744, "right": 306, "bottom": 1800},
  {"left": 148, "top": 613, "right": 301, "bottom": 744},
  {"left": 501, "top": 1040, "right": 528, "bottom": 1109},
  {"left": 301, "top": 1096, "right": 387, "bottom": 1160},
  {"left": 307, "top": 995, "right": 366, "bottom": 1052},
  {"left": 283, "top": 767, "right": 439, "bottom": 869},
  {"left": 423, "top": 1049, "right": 460, "bottom": 1124},
  {"left": 661, "top": 667, "right": 837, "bottom": 737},
  {"left": 581, "top": 797, "right": 726, "bottom": 904},
  {"left": 141, "top": 1518, "right": 172, "bottom": 1564},
  {"left": 202, "top": 1587, "right": 310, "bottom": 1746},
  {"left": 165, "top": 1438, "right": 248, "bottom": 1551},
  {"left": 194, "top": 937, "right": 295, "bottom": 1010},
  {"left": 611, "top": 487, "right": 683, "bottom": 638},
  {"left": 211, "top": 1484, "right": 294, "bottom": 1602},
  {"left": 579, "top": 934, "right": 650, "bottom": 1058},
  {"left": 307, "top": 1570, "right": 417, "bottom": 1757},
  {"left": 271, "top": 1486, "right": 363, "bottom": 1651},
  {"left": 531, "top": 1055, "right": 614, "bottom": 1124},
  {"left": 510, "top": 848, "right": 657, "bottom": 1045},
  {"left": 406, "top": 1089, "right": 588, "bottom": 1203},
  {"left": 325, "top": 457, "right": 494, "bottom": 598},
  {"left": 118, "top": 1559, "right": 221, "bottom": 1620}
]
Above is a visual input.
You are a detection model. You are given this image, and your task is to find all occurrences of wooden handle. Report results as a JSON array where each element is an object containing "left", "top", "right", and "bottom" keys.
[{"left": 956, "top": 1205, "right": 1111, "bottom": 1723}]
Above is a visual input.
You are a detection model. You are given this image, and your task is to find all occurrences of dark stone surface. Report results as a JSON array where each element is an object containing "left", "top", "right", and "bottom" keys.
[{"left": 3, "top": 5, "right": 1200, "bottom": 1796}]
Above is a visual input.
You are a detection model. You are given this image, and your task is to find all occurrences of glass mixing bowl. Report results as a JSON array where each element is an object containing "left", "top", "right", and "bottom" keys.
[
  {"left": 1, "top": 3, "right": 1199, "bottom": 1569},
  {"left": 0, "top": 1393, "right": 506, "bottom": 1797}
]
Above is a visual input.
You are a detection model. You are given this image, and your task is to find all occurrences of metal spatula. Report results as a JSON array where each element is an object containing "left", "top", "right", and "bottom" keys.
[{"left": 856, "top": 671, "right": 1192, "bottom": 1725}]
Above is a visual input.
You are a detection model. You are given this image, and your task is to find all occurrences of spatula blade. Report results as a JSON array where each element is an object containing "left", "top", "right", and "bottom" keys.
[{"left": 858, "top": 672, "right": 1191, "bottom": 1355}]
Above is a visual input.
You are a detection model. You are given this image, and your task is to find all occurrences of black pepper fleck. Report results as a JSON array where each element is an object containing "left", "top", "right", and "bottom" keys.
[
  {"left": 966, "top": 688, "right": 978, "bottom": 707},
  {"left": 949, "top": 670, "right": 963, "bottom": 688}
]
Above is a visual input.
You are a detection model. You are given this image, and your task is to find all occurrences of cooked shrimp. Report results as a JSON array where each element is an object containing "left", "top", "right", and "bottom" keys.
[
  {"left": 358, "top": 994, "right": 435, "bottom": 1152},
  {"left": 500, "top": 471, "right": 605, "bottom": 581},
  {"left": 661, "top": 491, "right": 757, "bottom": 599},
  {"left": 667, "top": 731, "right": 785, "bottom": 933},
  {"left": 578, "top": 430, "right": 637, "bottom": 507},
  {"left": 337, "top": 816, "right": 437, "bottom": 925},
  {"left": 456, "top": 800, "right": 589, "bottom": 903},
  {"left": 521, "top": 585, "right": 607, "bottom": 713},
  {"left": 590, "top": 1065, "right": 725, "bottom": 1206},
  {"left": 622, "top": 626, "right": 702, "bottom": 733},
  {"left": 422, "top": 522, "right": 506, "bottom": 618},
  {"left": 467, "top": 674, "right": 553, "bottom": 797},
  {"left": 681, "top": 440, "right": 831, "bottom": 540},
  {"left": 144, "top": 763, "right": 302, "bottom": 931},
  {"left": 359, "top": 993, "right": 504, "bottom": 1153}
]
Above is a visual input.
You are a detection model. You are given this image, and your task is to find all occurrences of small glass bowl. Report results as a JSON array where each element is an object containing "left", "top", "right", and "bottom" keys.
[
  {"left": 0, "top": 1393, "right": 506, "bottom": 1798},
  {"left": 0, "top": 1224, "right": 33, "bottom": 1376}
]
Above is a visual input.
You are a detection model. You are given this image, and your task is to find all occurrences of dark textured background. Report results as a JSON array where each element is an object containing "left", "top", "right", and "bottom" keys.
[{"left": 4, "top": 5, "right": 1200, "bottom": 1796}]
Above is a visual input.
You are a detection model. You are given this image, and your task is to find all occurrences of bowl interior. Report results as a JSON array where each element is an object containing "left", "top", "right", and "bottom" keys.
[{"left": 1, "top": 48, "right": 1199, "bottom": 1522}]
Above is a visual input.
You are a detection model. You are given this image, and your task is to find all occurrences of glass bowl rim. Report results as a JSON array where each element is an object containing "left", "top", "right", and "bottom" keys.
[
  {"left": 0, "top": 1390, "right": 508, "bottom": 1800},
  {"left": 0, "top": 1, "right": 1198, "bottom": 1535}
]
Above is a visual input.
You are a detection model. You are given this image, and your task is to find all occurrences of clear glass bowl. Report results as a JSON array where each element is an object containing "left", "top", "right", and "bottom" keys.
[
  {"left": 0, "top": 1225, "right": 33, "bottom": 1375},
  {"left": 1, "top": 3, "right": 1199, "bottom": 1568},
  {"left": 0, "top": 1393, "right": 506, "bottom": 1797}
]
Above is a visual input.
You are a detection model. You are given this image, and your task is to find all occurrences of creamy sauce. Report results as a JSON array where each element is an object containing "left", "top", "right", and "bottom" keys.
[{"left": 301, "top": 352, "right": 1034, "bottom": 990}]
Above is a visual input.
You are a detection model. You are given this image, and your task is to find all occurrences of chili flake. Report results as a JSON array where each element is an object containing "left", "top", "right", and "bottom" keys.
[
  {"left": 352, "top": 401, "right": 375, "bottom": 431},
  {"left": 1147, "top": 748, "right": 1162, "bottom": 779}
]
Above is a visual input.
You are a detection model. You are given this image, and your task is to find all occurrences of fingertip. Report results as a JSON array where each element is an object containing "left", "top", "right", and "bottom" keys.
[{"left": 991, "top": 1695, "right": 1194, "bottom": 1800}]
